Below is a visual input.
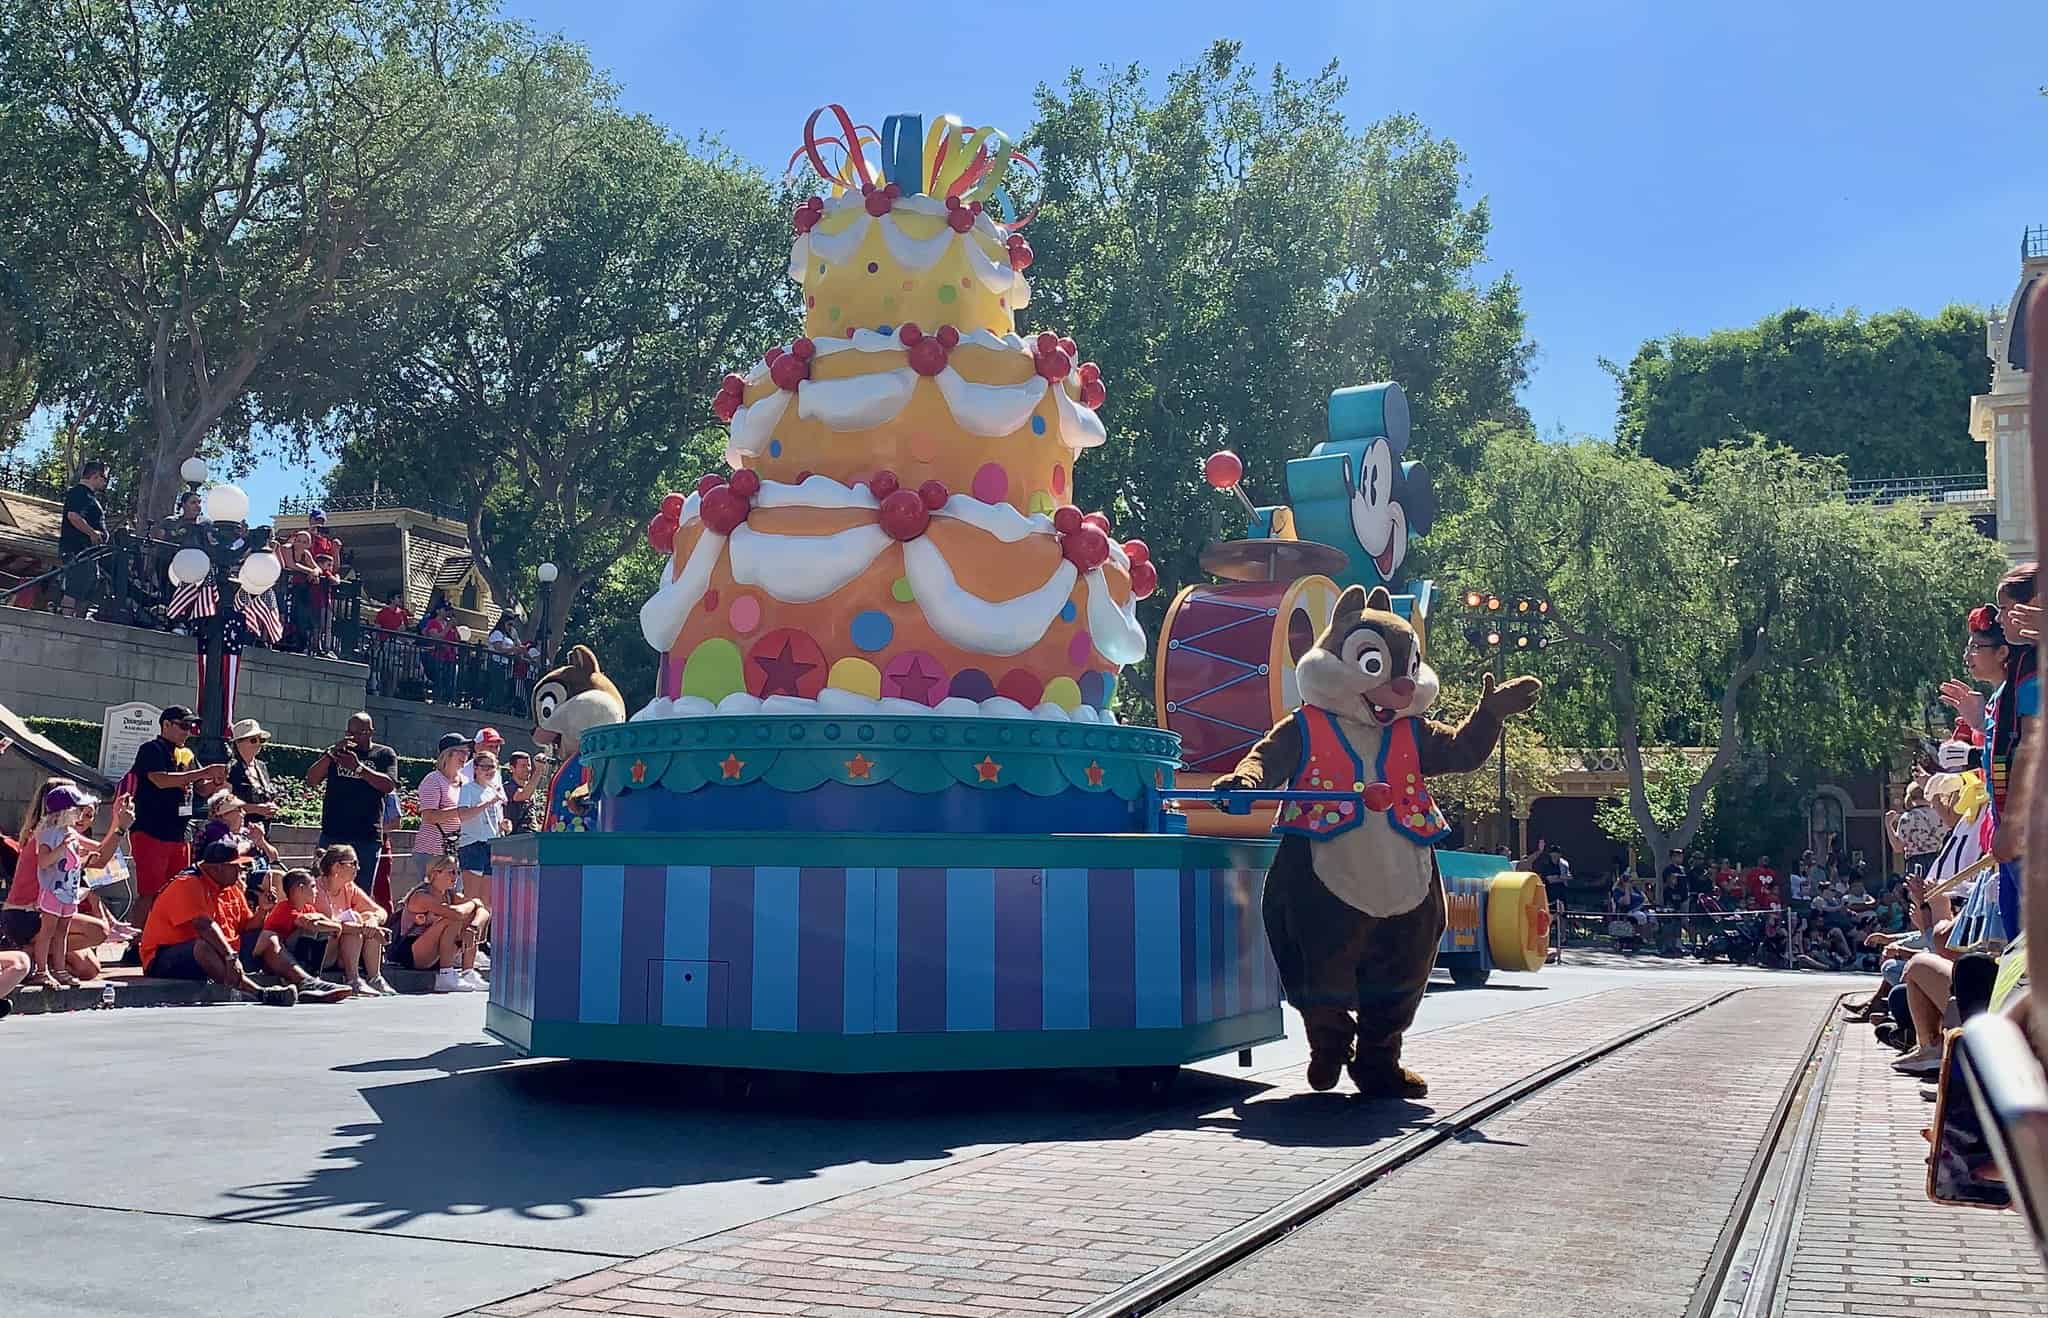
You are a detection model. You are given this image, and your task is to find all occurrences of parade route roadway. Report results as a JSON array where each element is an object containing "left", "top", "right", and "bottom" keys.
[{"left": 1, "top": 965, "right": 1863, "bottom": 1318}]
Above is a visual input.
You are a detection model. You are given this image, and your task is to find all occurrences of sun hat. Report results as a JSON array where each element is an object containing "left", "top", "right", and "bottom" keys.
[
  {"left": 229, "top": 717, "right": 272, "bottom": 743},
  {"left": 206, "top": 790, "right": 246, "bottom": 816}
]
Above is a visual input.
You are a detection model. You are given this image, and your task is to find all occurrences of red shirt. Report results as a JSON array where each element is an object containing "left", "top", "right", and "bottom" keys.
[
  {"left": 309, "top": 531, "right": 340, "bottom": 564},
  {"left": 1741, "top": 866, "right": 1778, "bottom": 907},
  {"left": 264, "top": 899, "right": 314, "bottom": 936},
  {"left": 374, "top": 605, "right": 410, "bottom": 632}
]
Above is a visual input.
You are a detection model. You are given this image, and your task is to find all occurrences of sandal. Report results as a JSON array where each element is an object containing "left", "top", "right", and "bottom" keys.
[
  {"left": 52, "top": 969, "right": 80, "bottom": 988},
  {"left": 32, "top": 971, "right": 62, "bottom": 991}
]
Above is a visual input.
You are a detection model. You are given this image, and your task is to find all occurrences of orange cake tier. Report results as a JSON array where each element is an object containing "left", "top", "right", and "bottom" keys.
[
  {"left": 719, "top": 327, "right": 1104, "bottom": 516},
  {"left": 638, "top": 476, "right": 1145, "bottom": 721}
]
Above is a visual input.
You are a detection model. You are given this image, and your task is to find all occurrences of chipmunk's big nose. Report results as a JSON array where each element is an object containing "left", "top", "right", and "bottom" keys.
[{"left": 1385, "top": 676, "right": 1415, "bottom": 702}]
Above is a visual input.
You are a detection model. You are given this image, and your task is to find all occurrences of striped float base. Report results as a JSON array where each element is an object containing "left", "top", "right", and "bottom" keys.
[{"left": 486, "top": 830, "right": 1286, "bottom": 1074}]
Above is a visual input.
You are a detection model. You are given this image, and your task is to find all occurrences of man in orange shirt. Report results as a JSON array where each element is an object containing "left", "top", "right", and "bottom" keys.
[{"left": 139, "top": 841, "right": 351, "bottom": 1004}]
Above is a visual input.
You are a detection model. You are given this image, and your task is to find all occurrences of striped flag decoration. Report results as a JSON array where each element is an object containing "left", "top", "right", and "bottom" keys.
[
  {"left": 237, "top": 589, "right": 283, "bottom": 643},
  {"left": 167, "top": 579, "right": 219, "bottom": 620}
]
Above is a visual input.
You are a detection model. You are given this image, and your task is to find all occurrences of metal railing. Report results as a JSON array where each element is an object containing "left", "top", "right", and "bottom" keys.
[
  {"left": 351, "top": 624, "right": 536, "bottom": 717},
  {"left": 2024, "top": 224, "right": 2047, "bottom": 262},
  {"left": 1843, "top": 473, "right": 1991, "bottom": 506},
  {"left": 277, "top": 490, "right": 467, "bottom": 524}
]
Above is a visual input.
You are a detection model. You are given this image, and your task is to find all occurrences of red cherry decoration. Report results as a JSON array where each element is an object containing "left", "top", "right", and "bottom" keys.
[
  {"left": 946, "top": 203, "right": 974, "bottom": 233},
  {"left": 722, "top": 371, "right": 747, "bottom": 393},
  {"left": 918, "top": 479, "right": 950, "bottom": 510},
  {"left": 1057, "top": 337, "right": 1078, "bottom": 360},
  {"left": 1078, "top": 361, "right": 1101, "bottom": 382},
  {"left": 1081, "top": 511, "right": 1112, "bottom": 535},
  {"left": 1036, "top": 349, "right": 1071, "bottom": 381},
  {"left": 695, "top": 473, "right": 726, "bottom": 497},
  {"left": 869, "top": 470, "right": 900, "bottom": 500},
  {"left": 795, "top": 469, "right": 814, "bottom": 483},
  {"left": 712, "top": 391, "right": 741, "bottom": 423},
  {"left": 944, "top": 194, "right": 961, "bottom": 208},
  {"left": 792, "top": 200, "right": 821, "bottom": 234},
  {"left": 1203, "top": 450, "right": 1244, "bottom": 490},
  {"left": 660, "top": 492, "right": 686, "bottom": 519},
  {"left": 700, "top": 487, "right": 748, "bottom": 535},
  {"left": 885, "top": 182, "right": 901, "bottom": 198},
  {"left": 790, "top": 337, "right": 816, "bottom": 362},
  {"left": 729, "top": 468, "right": 761, "bottom": 498},
  {"left": 864, "top": 186, "right": 893, "bottom": 217},
  {"left": 1079, "top": 378, "right": 1106, "bottom": 409},
  {"left": 1007, "top": 236, "right": 1034, "bottom": 270},
  {"left": 1361, "top": 781, "right": 1396, "bottom": 813},
  {"left": 647, "top": 516, "right": 676, "bottom": 553},
  {"left": 1128, "top": 560, "right": 1159, "bottom": 600},
  {"left": 1121, "top": 538, "right": 1150, "bottom": 565},
  {"left": 936, "top": 325, "right": 960, "bottom": 348},
  {"left": 769, "top": 353, "right": 809, "bottom": 391},
  {"left": 1052, "top": 505, "right": 1083, "bottom": 535},
  {"left": 1063, "top": 525, "right": 1111, "bottom": 571},
  {"left": 877, "top": 489, "right": 930, "bottom": 541},
  {"left": 907, "top": 337, "right": 949, "bottom": 376},
  {"left": 1036, "top": 332, "right": 1059, "bottom": 355},
  {"left": 897, "top": 322, "right": 923, "bottom": 346},
  {"left": 764, "top": 345, "right": 783, "bottom": 366}
]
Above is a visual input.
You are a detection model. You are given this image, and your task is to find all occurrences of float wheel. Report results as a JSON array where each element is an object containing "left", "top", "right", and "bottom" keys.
[{"left": 1485, "top": 870, "right": 1551, "bottom": 973}]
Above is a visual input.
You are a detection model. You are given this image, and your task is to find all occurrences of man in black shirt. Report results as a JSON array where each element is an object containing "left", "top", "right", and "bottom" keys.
[
  {"left": 309, "top": 711, "right": 399, "bottom": 893},
  {"left": 58, "top": 459, "right": 110, "bottom": 616},
  {"left": 126, "top": 704, "right": 227, "bottom": 941}
]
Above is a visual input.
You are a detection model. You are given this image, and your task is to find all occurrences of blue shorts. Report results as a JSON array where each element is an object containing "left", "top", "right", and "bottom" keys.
[{"left": 457, "top": 840, "right": 493, "bottom": 875}]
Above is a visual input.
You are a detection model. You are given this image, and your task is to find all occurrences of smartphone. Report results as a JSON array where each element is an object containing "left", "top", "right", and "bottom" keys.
[{"left": 1953, "top": 1014, "right": 2048, "bottom": 1262}]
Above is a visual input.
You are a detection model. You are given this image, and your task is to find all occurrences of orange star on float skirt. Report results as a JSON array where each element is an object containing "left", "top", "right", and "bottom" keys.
[
  {"left": 845, "top": 753, "right": 874, "bottom": 780},
  {"left": 1084, "top": 760, "right": 1105, "bottom": 787},
  {"left": 1528, "top": 898, "right": 1553, "bottom": 949},
  {"left": 719, "top": 753, "right": 745, "bottom": 780},
  {"left": 974, "top": 755, "right": 1002, "bottom": 783},
  {"left": 629, "top": 759, "right": 648, "bottom": 784}
]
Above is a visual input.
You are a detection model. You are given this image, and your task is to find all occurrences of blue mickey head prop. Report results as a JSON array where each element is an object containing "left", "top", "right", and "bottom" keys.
[{"left": 1250, "top": 382, "right": 1436, "bottom": 592}]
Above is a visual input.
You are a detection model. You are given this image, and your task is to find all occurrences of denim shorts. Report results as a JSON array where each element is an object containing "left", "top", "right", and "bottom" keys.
[{"left": 457, "top": 840, "right": 493, "bottom": 876}]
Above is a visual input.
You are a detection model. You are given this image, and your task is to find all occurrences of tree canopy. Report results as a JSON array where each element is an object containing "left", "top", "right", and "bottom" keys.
[
  {"left": 1614, "top": 305, "right": 1991, "bottom": 480},
  {"left": 1432, "top": 428, "right": 2004, "bottom": 863}
]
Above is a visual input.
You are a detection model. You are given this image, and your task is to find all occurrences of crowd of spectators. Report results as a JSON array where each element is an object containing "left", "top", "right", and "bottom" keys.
[{"left": 0, "top": 703, "right": 541, "bottom": 1012}]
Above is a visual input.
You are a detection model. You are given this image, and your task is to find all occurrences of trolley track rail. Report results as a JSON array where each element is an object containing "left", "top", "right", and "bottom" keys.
[{"left": 1078, "top": 985, "right": 1761, "bottom": 1318}]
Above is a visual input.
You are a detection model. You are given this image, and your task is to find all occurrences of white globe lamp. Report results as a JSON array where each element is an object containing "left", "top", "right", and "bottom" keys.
[
  {"left": 167, "top": 547, "right": 212, "bottom": 587},
  {"left": 179, "top": 457, "right": 210, "bottom": 486},
  {"left": 237, "top": 551, "right": 282, "bottom": 593},
  {"left": 537, "top": 561, "right": 559, "bottom": 584},
  {"left": 203, "top": 482, "right": 250, "bottom": 524},
  {"left": 456, "top": 624, "right": 473, "bottom": 643}
]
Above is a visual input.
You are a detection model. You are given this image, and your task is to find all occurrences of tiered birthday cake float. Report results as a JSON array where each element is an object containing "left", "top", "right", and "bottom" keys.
[{"left": 486, "top": 109, "right": 1284, "bottom": 1075}]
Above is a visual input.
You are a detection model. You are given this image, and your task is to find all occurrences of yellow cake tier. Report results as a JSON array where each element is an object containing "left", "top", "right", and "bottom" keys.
[
  {"left": 792, "top": 193, "right": 1027, "bottom": 340},
  {"left": 639, "top": 477, "right": 1144, "bottom": 719}
]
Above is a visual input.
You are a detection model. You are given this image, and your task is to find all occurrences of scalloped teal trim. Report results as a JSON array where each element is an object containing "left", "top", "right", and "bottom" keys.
[{"left": 582, "top": 714, "right": 1179, "bottom": 801}]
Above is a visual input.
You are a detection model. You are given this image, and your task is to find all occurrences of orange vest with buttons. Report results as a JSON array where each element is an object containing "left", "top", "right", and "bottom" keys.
[{"left": 1274, "top": 705, "right": 1451, "bottom": 845}]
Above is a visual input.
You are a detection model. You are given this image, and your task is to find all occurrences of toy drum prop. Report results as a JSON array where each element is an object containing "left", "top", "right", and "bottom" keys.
[{"left": 1155, "top": 575, "right": 1342, "bottom": 836}]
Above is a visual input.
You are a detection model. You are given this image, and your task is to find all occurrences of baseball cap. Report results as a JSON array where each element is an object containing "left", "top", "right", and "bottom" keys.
[
  {"left": 436, "top": 732, "right": 471, "bottom": 755},
  {"left": 473, "top": 726, "right": 503, "bottom": 746},
  {"left": 201, "top": 839, "right": 256, "bottom": 867},
  {"left": 43, "top": 784, "right": 98, "bottom": 813},
  {"left": 160, "top": 704, "right": 199, "bottom": 727},
  {"left": 308, "top": 507, "right": 327, "bottom": 521}
]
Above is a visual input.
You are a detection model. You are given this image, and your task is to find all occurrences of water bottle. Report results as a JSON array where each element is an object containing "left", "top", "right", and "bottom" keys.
[{"left": 100, "top": 984, "right": 116, "bottom": 1010}]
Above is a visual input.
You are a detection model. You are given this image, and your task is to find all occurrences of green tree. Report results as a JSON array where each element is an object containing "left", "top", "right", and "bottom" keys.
[
  {"left": 324, "top": 110, "right": 797, "bottom": 660},
  {"left": 1614, "top": 306, "right": 1991, "bottom": 479},
  {"left": 1025, "top": 41, "right": 1531, "bottom": 715},
  {"left": 0, "top": 0, "right": 603, "bottom": 524},
  {"left": 1433, "top": 429, "right": 2003, "bottom": 865}
]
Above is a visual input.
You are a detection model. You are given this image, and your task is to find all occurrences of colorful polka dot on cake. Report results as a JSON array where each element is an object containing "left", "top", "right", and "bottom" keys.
[
  {"left": 828, "top": 657, "right": 881, "bottom": 700},
  {"left": 1043, "top": 676, "right": 1082, "bottom": 711},
  {"left": 1066, "top": 630, "right": 1093, "bottom": 666},
  {"left": 849, "top": 610, "right": 894, "bottom": 652},
  {"left": 971, "top": 462, "right": 1007, "bottom": 503},
  {"left": 682, "top": 637, "right": 745, "bottom": 702},
  {"left": 949, "top": 667, "right": 995, "bottom": 702},
  {"left": 728, "top": 595, "right": 761, "bottom": 634}
]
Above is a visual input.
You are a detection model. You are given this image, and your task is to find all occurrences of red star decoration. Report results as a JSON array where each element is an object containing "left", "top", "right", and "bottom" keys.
[
  {"left": 1084, "top": 760, "right": 1105, "bottom": 786},
  {"left": 845, "top": 753, "right": 874, "bottom": 780},
  {"left": 630, "top": 759, "right": 648, "bottom": 784},
  {"left": 974, "top": 755, "right": 1002, "bottom": 783},
  {"left": 1527, "top": 899, "right": 1553, "bottom": 949},
  {"left": 889, "top": 654, "right": 941, "bottom": 703},
  {"left": 752, "top": 639, "right": 817, "bottom": 697},
  {"left": 719, "top": 753, "right": 745, "bottom": 780}
]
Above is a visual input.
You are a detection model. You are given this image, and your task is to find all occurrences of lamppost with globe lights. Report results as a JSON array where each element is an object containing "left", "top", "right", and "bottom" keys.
[
  {"left": 536, "top": 561, "right": 559, "bottom": 665},
  {"left": 164, "top": 459, "right": 280, "bottom": 763},
  {"left": 1458, "top": 587, "right": 1551, "bottom": 856}
]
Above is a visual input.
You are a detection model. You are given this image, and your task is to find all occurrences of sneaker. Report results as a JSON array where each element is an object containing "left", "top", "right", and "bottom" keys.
[
  {"left": 0, "top": 997, "right": 13, "bottom": 1021},
  {"left": 255, "top": 985, "right": 298, "bottom": 1007},
  {"left": 348, "top": 977, "right": 374, "bottom": 997},
  {"left": 1892, "top": 1043, "right": 1943, "bottom": 1075},
  {"left": 455, "top": 969, "right": 489, "bottom": 993},
  {"left": 298, "top": 979, "right": 353, "bottom": 1004},
  {"left": 365, "top": 976, "right": 397, "bottom": 997},
  {"left": 433, "top": 967, "right": 461, "bottom": 994}
]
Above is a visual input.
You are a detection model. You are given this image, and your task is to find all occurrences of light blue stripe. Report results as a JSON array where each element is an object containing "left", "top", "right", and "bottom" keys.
[
  {"left": 1042, "top": 867, "right": 1091, "bottom": 1029},
  {"left": 578, "top": 865, "right": 625, "bottom": 1025},
  {"left": 1194, "top": 869, "right": 1214, "bottom": 1021},
  {"left": 660, "top": 865, "right": 712, "bottom": 1027},
  {"left": 1133, "top": 868, "right": 1182, "bottom": 1028},
  {"left": 946, "top": 868, "right": 996, "bottom": 1031},
  {"left": 1222, "top": 872, "right": 1239, "bottom": 1017},
  {"left": 842, "top": 868, "right": 877, "bottom": 1034},
  {"left": 752, "top": 866, "right": 800, "bottom": 1032},
  {"left": 874, "top": 869, "right": 899, "bottom": 1032}
]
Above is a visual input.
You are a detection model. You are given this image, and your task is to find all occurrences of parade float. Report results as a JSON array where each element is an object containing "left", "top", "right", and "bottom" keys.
[{"left": 487, "top": 107, "right": 1546, "bottom": 1083}]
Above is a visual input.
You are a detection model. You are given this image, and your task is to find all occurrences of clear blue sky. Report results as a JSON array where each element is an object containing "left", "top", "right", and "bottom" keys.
[{"left": 237, "top": 0, "right": 2042, "bottom": 519}]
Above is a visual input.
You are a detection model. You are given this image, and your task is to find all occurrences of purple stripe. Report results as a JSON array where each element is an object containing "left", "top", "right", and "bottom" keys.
[
  {"left": 534, "top": 865, "right": 583, "bottom": 1023},
  {"left": 993, "top": 868, "right": 1044, "bottom": 1031},
  {"left": 1180, "top": 868, "right": 1199, "bottom": 1027},
  {"left": 1209, "top": 867, "right": 1228, "bottom": 1020},
  {"left": 896, "top": 867, "right": 948, "bottom": 1032},
  {"left": 618, "top": 866, "right": 667, "bottom": 1025},
  {"left": 708, "top": 867, "right": 755, "bottom": 1032},
  {"left": 1088, "top": 869, "right": 1136, "bottom": 1030},
  {"left": 1235, "top": 870, "right": 1259, "bottom": 1010},
  {"left": 796, "top": 868, "right": 847, "bottom": 1033}
]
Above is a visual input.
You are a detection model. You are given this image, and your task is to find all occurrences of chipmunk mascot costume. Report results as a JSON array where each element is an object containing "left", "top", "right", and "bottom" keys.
[
  {"left": 531, "top": 645, "right": 626, "bottom": 831},
  {"left": 1212, "top": 585, "right": 1541, "bottom": 1097}
]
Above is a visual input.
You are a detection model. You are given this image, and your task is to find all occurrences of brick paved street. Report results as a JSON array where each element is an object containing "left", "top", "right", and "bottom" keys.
[
  {"left": 468, "top": 981, "right": 1745, "bottom": 1318},
  {"left": 1780, "top": 1023, "right": 2048, "bottom": 1315},
  {"left": 1161, "top": 985, "right": 1841, "bottom": 1318}
]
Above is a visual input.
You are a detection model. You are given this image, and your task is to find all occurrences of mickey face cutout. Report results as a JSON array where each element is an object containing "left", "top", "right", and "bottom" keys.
[{"left": 1346, "top": 437, "right": 1409, "bottom": 585}]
